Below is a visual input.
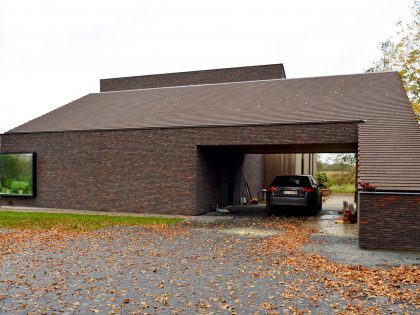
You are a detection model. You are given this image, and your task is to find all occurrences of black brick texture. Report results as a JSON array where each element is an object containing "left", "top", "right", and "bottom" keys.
[
  {"left": 359, "top": 192, "right": 420, "bottom": 251},
  {"left": 0, "top": 122, "right": 358, "bottom": 215},
  {"left": 100, "top": 64, "right": 286, "bottom": 92},
  {"left": 243, "top": 154, "right": 264, "bottom": 199}
]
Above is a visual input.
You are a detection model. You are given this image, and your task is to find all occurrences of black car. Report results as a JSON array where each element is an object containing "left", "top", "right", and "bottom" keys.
[{"left": 266, "top": 175, "right": 322, "bottom": 215}]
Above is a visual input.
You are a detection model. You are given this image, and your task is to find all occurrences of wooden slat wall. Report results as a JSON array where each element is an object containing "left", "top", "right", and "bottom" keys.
[
  {"left": 358, "top": 120, "right": 420, "bottom": 190},
  {"left": 264, "top": 153, "right": 317, "bottom": 187}
]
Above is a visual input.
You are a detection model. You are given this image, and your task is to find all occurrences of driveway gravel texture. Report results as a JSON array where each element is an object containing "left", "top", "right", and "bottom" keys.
[{"left": 0, "top": 214, "right": 419, "bottom": 314}]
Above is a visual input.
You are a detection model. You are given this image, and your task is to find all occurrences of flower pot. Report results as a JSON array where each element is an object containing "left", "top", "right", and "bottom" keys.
[{"left": 320, "top": 188, "right": 332, "bottom": 197}]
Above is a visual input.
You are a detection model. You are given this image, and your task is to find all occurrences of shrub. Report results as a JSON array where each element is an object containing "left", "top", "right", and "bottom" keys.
[
  {"left": 328, "top": 171, "right": 355, "bottom": 186},
  {"left": 316, "top": 172, "right": 332, "bottom": 189},
  {"left": 10, "top": 181, "right": 30, "bottom": 190}
]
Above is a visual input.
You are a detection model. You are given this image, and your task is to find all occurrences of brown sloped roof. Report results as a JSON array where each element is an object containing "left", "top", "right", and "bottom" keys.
[
  {"left": 8, "top": 72, "right": 414, "bottom": 132},
  {"left": 7, "top": 71, "right": 420, "bottom": 191}
]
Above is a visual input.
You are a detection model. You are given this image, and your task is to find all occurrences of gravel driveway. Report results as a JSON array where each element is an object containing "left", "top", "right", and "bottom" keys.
[{"left": 1, "top": 213, "right": 419, "bottom": 314}]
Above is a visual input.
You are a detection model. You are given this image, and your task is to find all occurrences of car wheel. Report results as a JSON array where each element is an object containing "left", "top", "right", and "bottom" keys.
[
  {"left": 317, "top": 199, "right": 323, "bottom": 211},
  {"left": 309, "top": 204, "right": 318, "bottom": 216}
]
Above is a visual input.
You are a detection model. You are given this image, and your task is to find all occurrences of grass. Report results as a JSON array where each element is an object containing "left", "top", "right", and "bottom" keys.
[
  {"left": 0, "top": 211, "right": 183, "bottom": 232},
  {"left": 330, "top": 184, "right": 355, "bottom": 193}
]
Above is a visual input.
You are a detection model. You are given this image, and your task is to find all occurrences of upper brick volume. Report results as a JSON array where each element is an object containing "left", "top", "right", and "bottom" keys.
[{"left": 99, "top": 64, "right": 287, "bottom": 92}]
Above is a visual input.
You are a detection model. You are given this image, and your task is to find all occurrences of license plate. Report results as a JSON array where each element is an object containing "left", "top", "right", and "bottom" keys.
[{"left": 283, "top": 190, "right": 297, "bottom": 195}]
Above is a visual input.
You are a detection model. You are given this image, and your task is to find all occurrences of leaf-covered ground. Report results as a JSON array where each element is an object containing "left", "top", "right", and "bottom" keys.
[
  {"left": 0, "top": 211, "right": 182, "bottom": 231},
  {"left": 0, "top": 216, "right": 419, "bottom": 314}
]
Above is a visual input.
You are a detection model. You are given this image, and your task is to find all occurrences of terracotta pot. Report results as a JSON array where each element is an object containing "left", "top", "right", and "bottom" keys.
[{"left": 320, "top": 188, "right": 332, "bottom": 197}]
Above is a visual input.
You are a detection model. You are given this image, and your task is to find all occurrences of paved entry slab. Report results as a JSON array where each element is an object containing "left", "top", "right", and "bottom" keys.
[
  {"left": 1, "top": 208, "right": 419, "bottom": 314},
  {"left": 302, "top": 192, "right": 357, "bottom": 238}
]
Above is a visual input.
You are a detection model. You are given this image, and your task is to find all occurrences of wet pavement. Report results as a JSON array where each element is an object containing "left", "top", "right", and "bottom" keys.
[
  {"left": 190, "top": 193, "right": 419, "bottom": 267},
  {"left": 1, "top": 194, "right": 419, "bottom": 314},
  {"left": 195, "top": 193, "right": 357, "bottom": 237},
  {"left": 302, "top": 234, "right": 420, "bottom": 267}
]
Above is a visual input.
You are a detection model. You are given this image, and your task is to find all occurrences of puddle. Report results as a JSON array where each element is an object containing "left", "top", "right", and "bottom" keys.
[
  {"left": 300, "top": 210, "right": 358, "bottom": 237},
  {"left": 215, "top": 227, "right": 282, "bottom": 237}
]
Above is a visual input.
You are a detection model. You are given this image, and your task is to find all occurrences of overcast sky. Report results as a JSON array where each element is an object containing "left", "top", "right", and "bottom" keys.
[{"left": 0, "top": 0, "right": 413, "bottom": 133}]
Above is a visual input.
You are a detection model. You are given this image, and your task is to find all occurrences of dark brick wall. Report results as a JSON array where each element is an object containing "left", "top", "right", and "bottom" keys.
[
  {"left": 1, "top": 122, "right": 358, "bottom": 215},
  {"left": 243, "top": 154, "right": 264, "bottom": 199},
  {"left": 0, "top": 129, "right": 197, "bottom": 215},
  {"left": 196, "top": 149, "right": 220, "bottom": 213},
  {"left": 359, "top": 192, "right": 420, "bottom": 250},
  {"left": 195, "top": 149, "right": 243, "bottom": 211},
  {"left": 100, "top": 64, "right": 286, "bottom": 92}
]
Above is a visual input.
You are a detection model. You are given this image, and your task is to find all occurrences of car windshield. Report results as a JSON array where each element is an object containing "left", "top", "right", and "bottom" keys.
[{"left": 270, "top": 176, "right": 311, "bottom": 187}]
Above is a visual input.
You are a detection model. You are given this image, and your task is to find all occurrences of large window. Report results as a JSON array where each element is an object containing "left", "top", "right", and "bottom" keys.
[{"left": 0, "top": 153, "right": 36, "bottom": 197}]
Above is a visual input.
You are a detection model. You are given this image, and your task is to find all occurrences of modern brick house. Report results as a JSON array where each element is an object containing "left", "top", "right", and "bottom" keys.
[{"left": 1, "top": 64, "right": 419, "bottom": 250}]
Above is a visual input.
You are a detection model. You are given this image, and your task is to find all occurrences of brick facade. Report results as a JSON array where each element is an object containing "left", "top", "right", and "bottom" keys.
[
  {"left": 0, "top": 122, "right": 358, "bottom": 215},
  {"left": 100, "top": 64, "right": 286, "bottom": 92},
  {"left": 358, "top": 192, "right": 420, "bottom": 251},
  {"left": 243, "top": 154, "right": 264, "bottom": 199}
]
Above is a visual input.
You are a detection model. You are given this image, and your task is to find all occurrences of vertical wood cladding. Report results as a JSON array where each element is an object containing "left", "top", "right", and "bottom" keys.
[
  {"left": 359, "top": 192, "right": 420, "bottom": 250},
  {"left": 264, "top": 153, "right": 317, "bottom": 187},
  {"left": 1, "top": 122, "right": 358, "bottom": 215}
]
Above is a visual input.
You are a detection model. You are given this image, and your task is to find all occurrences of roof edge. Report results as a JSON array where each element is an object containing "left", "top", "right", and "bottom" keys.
[
  {"left": 3, "top": 119, "right": 367, "bottom": 136},
  {"left": 100, "top": 63, "right": 286, "bottom": 82},
  {"left": 6, "top": 93, "right": 93, "bottom": 134},
  {"left": 96, "top": 71, "right": 400, "bottom": 95}
]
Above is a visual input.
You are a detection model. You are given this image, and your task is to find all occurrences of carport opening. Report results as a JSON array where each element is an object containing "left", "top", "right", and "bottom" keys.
[
  {"left": 317, "top": 153, "right": 357, "bottom": 196},
  {"left": 197, "top": 146, "right": 357, "bottom": 221}
]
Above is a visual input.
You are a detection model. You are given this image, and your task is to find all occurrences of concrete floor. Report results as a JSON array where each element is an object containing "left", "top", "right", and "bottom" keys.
[
  {"left": 214, "top": 193, "right": 357, "bottom": 238},
  {"left": 303, "top": 193, "right": 357, "bottom": 237},
  {"left": 202, "top": 194, "right": 419, "bottom": 267}
]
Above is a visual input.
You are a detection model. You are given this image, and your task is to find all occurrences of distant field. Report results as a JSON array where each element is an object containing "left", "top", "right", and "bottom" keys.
[
  {"left": 330, "top": 184, "right": 355, "bottom": 193},
  {"left": 323, "top": 171, "right": 353, "bottom": 176}
]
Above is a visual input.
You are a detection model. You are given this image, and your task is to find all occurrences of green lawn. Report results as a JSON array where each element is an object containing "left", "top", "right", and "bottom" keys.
[
  {"left": 330, "top": 184, "right": 355, "bottom": 193},
  {"left": 0, "top": 211, "right": 183, "bottom": 232}
]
